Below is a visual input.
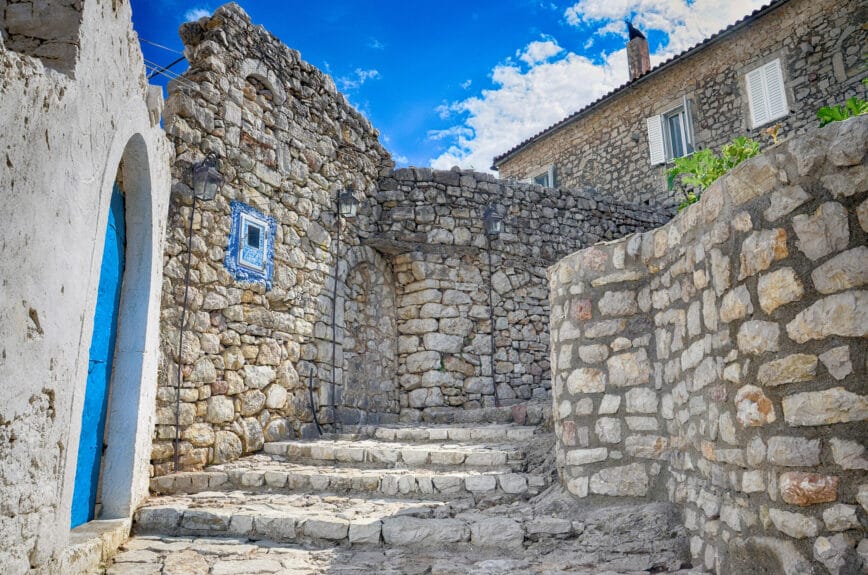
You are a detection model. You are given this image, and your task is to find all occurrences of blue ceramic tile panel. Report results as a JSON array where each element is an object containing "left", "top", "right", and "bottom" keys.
[{"left": 224, "top": 201, "right": 276, "bottom": 289}]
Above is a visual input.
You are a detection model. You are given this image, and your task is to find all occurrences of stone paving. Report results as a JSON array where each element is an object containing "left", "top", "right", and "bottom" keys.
[{"left": 119, "top": 418, "right": 703, "bottom": 574}]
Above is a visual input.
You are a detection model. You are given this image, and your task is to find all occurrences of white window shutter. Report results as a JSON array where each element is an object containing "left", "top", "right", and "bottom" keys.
[
  {"left": 647, "top": 115, "right": 665, "bottom": 165},
  {"left": 764, "top": 59, "right": 788, "bottom": 122},
  {"left": 746, "top": 66, "right": 768, "bottom": 128}
]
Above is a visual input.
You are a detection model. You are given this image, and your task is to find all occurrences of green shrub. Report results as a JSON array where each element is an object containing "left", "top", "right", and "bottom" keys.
[
  {"left": 667, "top": 136, "right": 761, "bottom": 210},
  {"left": 817, "top": 96, "right": 868, "bottom": 127}
]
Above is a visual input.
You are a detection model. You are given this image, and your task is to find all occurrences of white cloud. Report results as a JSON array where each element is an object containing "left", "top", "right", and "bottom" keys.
[
  {"left": 369, "top": 38, "right": 386, "bottom": 50},
  {"left": 429, "top": 0, "right": 765, "bottom": 172},
  {"left": 517, "top": 39, "right": 563, "bottom": 66},
  {"left": 337, "top": 68, "right": 381, "bottom": 90},
  {"left": 183, "top": 7, "right": 211, "bottom": 21},
  {"left": 461, "top": 79, "right": 472, "bottom": 89}
]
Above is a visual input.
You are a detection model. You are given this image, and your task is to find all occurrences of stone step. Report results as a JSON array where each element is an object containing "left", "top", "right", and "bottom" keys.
[
  {"left": 340, "top": 423, "right": 539, "bottom": 443},
  {"left": 262, "top": 438, "right": 526, "bottom": 470},
  {"left": 403, "top": 400, "right": 552, "bottom": 426},
  {"left": 133, "top": 492, "right": 580, "bottom": 550},
  {"left": 149, "top": 456, "right": 549, "bottom": 501}
]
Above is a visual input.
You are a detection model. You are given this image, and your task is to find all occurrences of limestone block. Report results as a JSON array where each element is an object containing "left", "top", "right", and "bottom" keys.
[
  {"left": 162, "top": 550, "right": 209, "bottom": 575},
  {"left": 566, "top": 448, "right": 608, "bottom": 465},
  {"left": 767, "top": 437, "right": 820, "bottom": 466},
  {"left": 566, "top": 476, "right": 589, "bottom": 498},
  {"left": 814, "top": 534, "right": 860, "bottom": 575},
  {"left": 206, "top": 396, "right": 235, "bottom": 423},
  {"left": 823, "top": 505, "right": 860, "bottom": 532},
  {"left": 595, "top": 418, "right": 622, "bottom": 444},
  {"left": 764, "top": 186, "right": 810, "bottom": 222},
  {"left": 423, "top": 332, "right": 463, "bottom": 353},
  {"left": 348, "top": 520, "right": 382, "bottom": 545},
  {"left": 812, "top": 246, "right": 868, "bottom": 294},
  {"left": 239, "top": 390, "right": 266, "bottom": 416},
  {"left": 719, "top": 285, "right": 753, "bottom": 323},
  {"left": 399, "top": 319, "right": 438, "bottom": 335},
  {"left": 819, "top": 346, "right": 853, "bottom": 381},
  {"left": 735, "top": 385, "right": 776, "bottom": 427},
  {"left": 780, "top": 472, "right": 839, "bottom": 506},
  {"left": 859, "top": 198, "right": 868, "bottom": 233},
  {"left": 756, "top": 354, "right": 817, "bottom": 386},
  {"left": 598, "top": 290, "right": 638, "bottom": 317},
  {"left": 525, "top": 517, "right": 572, "bottom": 535},
  {"left": 498, "top": 473, "right": 528, "bottom": 494},
  {"left": 189, "top": 358, "right": 217, "bottom": 383},
  {"left": 242, "top": 365, "right": 275, "bottom": 389},
  {"left": 464, "top": 475, "right": 496, "bottom": 492},
  {"left": 607, "top": 349, "right": 651, "bottom": 387},
  {"left": 381, "top": 517, "right": 469, "bottom": 545},
  {"left": 264, "top": 384, "right": 287, "bottom": 409},
  {"left": 786, "top": 291, "right": 868, "bottom": 343},
  {"left": 470, "top": 518, "right": 523, "bottom": 548},
  {"left": 624, "top": 435, "right": 668, "bottom": 459},
  {"left": 829, "top": 438, "right": 868, "bottom": 470},
  {"left": 791, "top": 202, "right": 849, "bottom": 261},
  {"left": 625, "top": 387, "right": 658, "bottom": 414},
  {"left": 737, "top": 321, "right": 779, "bottom": 354},
  {"left": 589, "top": 463, "right": 648, "bottom": 496},
  {"left": 566, "top": 368, "right": 606, "bottom": 394},
  {"left": 598, "top": 394, "right": 621, "bottom": 414},
  {"left": 782, "top": 387, "right": 868, "bottom": 426},
  {"left": 768, "top": 508, "right": 820, "bottom": 538},
  {"left": 738, "top": 228, "right": 787, "bottom": 280},
  {"left": 183, "top": 423, "right": 215, "bottom": 447},
  {"left": 578, "top": 344, "right": 609, "bottom": 364},
  {"left": 584, "top": 319, "right": 626, "bottom": 339},
  {"left": 404, "top": 351, "right": 441, "bottom": 373},
  {"left": 303, "top": 517, "right": 349, "bottom": 540},
  {"left": 757, "top": 268, "right": 804, "bottom": 314}
]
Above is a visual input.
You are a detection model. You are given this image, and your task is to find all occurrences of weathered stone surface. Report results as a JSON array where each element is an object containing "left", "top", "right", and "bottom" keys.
[
  {"left": 767, "top": 437, "right": 820, "bottom": 466},
  {"left": 768, "top": 508, "right": 821, "bottom": 538},
  {"left": 566, "top": 447, "right": 608, "bottom": 465},
  {"left": 823, "top": 504, "right": 860, "bottom": 532},
  {"left": 812, "top": 246, "right": 868, "bottom": 294},
  {"left": 566, "top": 368, "right": 606, "bottom": 394},
  {"left": 470, "top": 518, "right": 523, "bottom": 548},
  {"left": 213, "top": 431, "right": 242, "bottom": 464},
  {"left": 780, "top": 472, "right": 839, "bottom": 506},
  {"left": 163, "top": 550, "right": 209, "bottom": 575},
  {"left": 595, "top": 418, "right": 622, "bottom": 444},
  {"left": 624, "top": 435, "right": 668, "bottom": 459},
  {"left": 859, "top": 198, "right": 868, "bottom": 233},
  {"left": 382, "top": 517, "right": 468, "bottom": 545},
  {"left": 183, "top": 423, "right": 215, "bottom": 447},
  {"left": 719, "top": 285, "right": 753, "bottom": 323},
  {"left": 786, "top": 291, "right": 868, "bottom": 343},
  {"left": 814, "top": 534, "right": 860, "bottom": 575},
  {"left": 625, "top": 387, "right": 658, "bottom": 414},
  {"left": 819, "top": 346, "right": 853, "bottom": 381},
  {"left": 791, "top": 202, "right": 849, "bottom": 261},
  {"left": 757, "top": 268, "right": 804, "bottom": 314},
  {"left": 348, "top": 520, "right": 382, "bottom": 545},
  {"left": 589, "top": 463, "right": 648, "bottom": 496},
  {"left": 597, "top": 290, "right": 638, "bottom": 317},
  {"left": 756, "top": 354, "right": 817, "bottom": 387},
  {"left": 738, "top": 228, "right": 787, "bottom": 279},
  {"left": 607, "top": 349, "right": 651, "bottom": 387},
  {"left": 782, "top": 387, "right": 868, "bottom": 426},
  {"left": 584, "top": 319, "right": 626, "bottom": 339},
  {"left": 206, "top": 396, "right": 235, "bottom": 424},
  {"left": 737, "top": 321, "right": 780, "bottom": 354},
  {"left": 829, "top": 438, "right": 868, "bottom": 470},
  {"left": 735, "top": 385, "right": 776, "bottom": 427},
  {"left": 578, "top": 344, "right": 608, "bottom": 364},
  {"left": 764, "top": 185, "right": 811, "bottom": 222}
]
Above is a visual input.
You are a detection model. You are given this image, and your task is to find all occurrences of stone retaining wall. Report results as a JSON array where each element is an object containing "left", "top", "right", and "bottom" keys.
[{"left": 549, "top": 116, "right": 867, "bottom": 573}]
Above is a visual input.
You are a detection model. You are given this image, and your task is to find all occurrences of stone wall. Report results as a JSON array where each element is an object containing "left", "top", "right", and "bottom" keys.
[
  {"left": 0, "top": 0, "right": 171, "bottom": 572},
  {"left": 375, "top": 168, "right": 669, "bottom": 421},
  {"left": 154, "top": 4, "right": 394, "bottom": 475},
  {"left": 548, "top": 116, "right": 867, "bottom": 573},
  {"left": 495, "top": 0, "right": 866, "bottom": 208},
  {"left": 0, "top": 0, "right": 83, "bottom": 71}
]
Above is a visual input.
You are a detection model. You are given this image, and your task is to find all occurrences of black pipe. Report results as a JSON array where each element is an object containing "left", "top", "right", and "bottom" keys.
[
  {"left": 486, "top": 233, "right": 500, "bottom": 408},
  {"left": 331, "top": 206, "right": 341, "bottom": 430},
  {"left": 174, "top": 193, "right": 197, "bottom": 473},
  {"left": 308, "top": 367, "right": 323, "bottom": 436}
]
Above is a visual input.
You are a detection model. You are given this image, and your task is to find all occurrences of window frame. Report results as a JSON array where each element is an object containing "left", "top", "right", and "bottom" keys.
[
  {"left": 529, "top": 164, "right": 556, "bottom": 188},
  {"left": 647, "top": 96, "right": 695, "bottom": 165},
  {"left": 744, "top": 57, "right": 789, "bottom": 129}
]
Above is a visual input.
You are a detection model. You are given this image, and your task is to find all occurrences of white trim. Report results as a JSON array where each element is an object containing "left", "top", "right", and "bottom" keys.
[
  {"left": 647, "top": 115, "right": 665, "bottom": 165},
  {"left": 746, "top": 58, "right": 788, "bottom": 129}
]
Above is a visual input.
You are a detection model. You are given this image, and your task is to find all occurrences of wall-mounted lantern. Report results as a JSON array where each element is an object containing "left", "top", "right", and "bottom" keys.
[
  {"left": 483, "top": 205, "right": 503, "bottom": 238},
  {"left": 338, "top": 188, "right": 360, "bottom": 219},
  {"left": 192, "top": 153, "right": 223, "bottom": 200}
]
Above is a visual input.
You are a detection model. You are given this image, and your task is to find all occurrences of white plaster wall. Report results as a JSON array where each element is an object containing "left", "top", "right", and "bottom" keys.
[{"left": 0, "top": 0, "right": 171, "bottom": 572}]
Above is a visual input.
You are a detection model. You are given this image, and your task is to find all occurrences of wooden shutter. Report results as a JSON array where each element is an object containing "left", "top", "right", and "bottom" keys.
[
  {"left": 764, "top": 59, "right": 788, "bottom": 122},
  {"left": 647, "top": 115, "right": 665, "bottom": 165},
  {"left": 746, "top": 66, "right": 768, "bottom": 128}
]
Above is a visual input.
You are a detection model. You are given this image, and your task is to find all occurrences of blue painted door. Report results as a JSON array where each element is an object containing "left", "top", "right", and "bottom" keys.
[{"left": 71, "top": 184, "right": 125, "bottom": 528}]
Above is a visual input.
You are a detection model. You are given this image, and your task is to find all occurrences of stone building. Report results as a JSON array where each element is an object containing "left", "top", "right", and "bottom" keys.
[
  {"left": 0, "top": 0, "right": 172, "bottom": 573},
  {"left": 152, "top": 4, "right": 669, "bottom": 475},
  {"left": 549, "top": 116, "right": 867, "bottom": 573},
  {"left": 492, "top": 0, "right": 867, "bottom": 207}
]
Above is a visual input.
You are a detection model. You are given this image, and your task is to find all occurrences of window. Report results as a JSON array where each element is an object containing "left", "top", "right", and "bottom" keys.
[
  {"left": 647, "top": 97, "right": 694, "bottom": 165},
  {"left": 225, "top": 201, "right": 276, "bottom": 289},
  {"left": 745, "top": 58, "right": 788, "bottom": 129},
  {"left": 530, "top": 164, "right": 557, "bottom": 187}
]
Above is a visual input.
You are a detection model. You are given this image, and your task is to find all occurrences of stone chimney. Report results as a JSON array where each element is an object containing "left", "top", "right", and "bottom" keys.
[{"left": 626, "top": 21, "right": 650, "bottom": 81}]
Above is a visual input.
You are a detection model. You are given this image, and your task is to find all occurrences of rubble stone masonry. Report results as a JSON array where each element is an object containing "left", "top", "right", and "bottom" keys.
[{"left": 549, "top": 116, "right": 867, "bottom": 573}]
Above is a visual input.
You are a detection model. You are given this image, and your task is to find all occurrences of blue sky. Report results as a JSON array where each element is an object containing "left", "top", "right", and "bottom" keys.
[{"left": 131, "top": 0, "right": 766, "bottom": 172}]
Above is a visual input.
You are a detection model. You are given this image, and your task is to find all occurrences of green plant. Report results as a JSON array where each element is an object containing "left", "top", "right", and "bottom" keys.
[
  {"left": 816, "top": 96, "right": 868, "bottom": 127},
  {"left": 667, "top": 136, "right": 761, "bottom": 210}
]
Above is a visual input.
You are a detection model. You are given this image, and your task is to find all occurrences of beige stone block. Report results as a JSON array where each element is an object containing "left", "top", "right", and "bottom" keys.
[
  {"left": 786, "top": 291, "right": 868, "bottom": 343},
  {"left": 757, "top": 267, "right": 804, "bottom": 314},
  {"left": 757, "top": 354, "right": 817, "bottom": 386},
  {"left": 812, "top": 246, "right": 868, "bottom": 294},
  {"left": 792, "top": 202, "right": 849, "bottom": 261},
  {"left": 738, "top": 228, "right": 787, "bottom": 280},
  {"left": 782, "top": 387, "right": 868, "bottom": 426}
]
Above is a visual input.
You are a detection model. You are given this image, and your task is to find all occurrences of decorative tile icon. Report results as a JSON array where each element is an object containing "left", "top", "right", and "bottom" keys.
[{"left": 225, "top": 201, "right": 276, "bottom": 289}]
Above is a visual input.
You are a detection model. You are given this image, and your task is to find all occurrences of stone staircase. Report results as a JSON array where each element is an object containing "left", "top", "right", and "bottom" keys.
[{"left": 114, "top": 406, "right": 703, "bottom": 574}]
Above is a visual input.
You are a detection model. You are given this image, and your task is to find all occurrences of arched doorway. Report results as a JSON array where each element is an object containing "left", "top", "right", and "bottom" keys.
[
  {"left": 340, "top": 249, "right": 399, "bottom": 424},
  {"left": 71, "top": 182, "right": 125, "bottom": 527},
  {"left": 70, "top": 133, "right": 157, "bottom": 525}
]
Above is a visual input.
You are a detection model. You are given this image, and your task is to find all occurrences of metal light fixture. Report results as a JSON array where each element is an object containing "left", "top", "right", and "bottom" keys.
[
  {"left": 192, "top": 153, "right": 223, "bottom": 200},
  {"left": 175, "top": 154, "right": 223, "bottom": 472},
  {"left": 338, "top": 188, "right": 360, "bottom": 218},
  {"left": 482, "top": 204, "right": 503, "bottom": 408},
  {"left": 330, "top": 186, "right": 360, "bottom": 432},
  {"left": 483, "top": 205, "right": 503, "bottom": 238}
]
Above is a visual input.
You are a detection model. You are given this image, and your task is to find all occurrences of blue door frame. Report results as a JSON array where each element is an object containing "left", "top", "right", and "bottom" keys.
[{"left": 71, "top": 184, "right": 126, "bottom": 528}]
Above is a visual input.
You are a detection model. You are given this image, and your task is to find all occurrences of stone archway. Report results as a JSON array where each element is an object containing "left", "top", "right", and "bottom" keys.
[{"left": 338, "top": 247, "right": 399, "bottom": 425}]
